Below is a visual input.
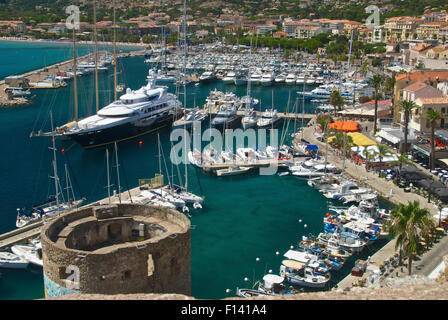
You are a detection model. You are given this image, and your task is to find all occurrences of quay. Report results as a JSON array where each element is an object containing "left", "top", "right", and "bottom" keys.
[
  {"left": 204, "top": 106, "right": 315, "bottom": 121},
  {"left": 0, "top": 49, "right": 144, "bottom": 107},
  {"left": 200, "top": 158, "right": 292, "bottom": 173},
  {"left": 0, "top": 175, "right": 164, "bottom": 250},
  {"left": 299, "top": 115, "right": 442, "bottom": 290}
]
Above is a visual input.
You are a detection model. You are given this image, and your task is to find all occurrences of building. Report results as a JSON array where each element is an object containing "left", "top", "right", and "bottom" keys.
[
  {"left": 383, "top": 16, "right": 423, "bottom": 42},
  {"left": 416, "top": 22, "right": 448, "bottom": 41},
  {"left": 412, "top": 96, "right": 448, "bottom": 133},
  {"left": 393, "top": 70, "right": 448, "bottom": 122},
  {"left": 256, "top": 24, "right": 276, "bottom": 35},
  {"left": 41, "top": 204, "right": 191, "bottom": 298},
  {"left": 0, "top": 20, "right": 27, "bottom": 33}
]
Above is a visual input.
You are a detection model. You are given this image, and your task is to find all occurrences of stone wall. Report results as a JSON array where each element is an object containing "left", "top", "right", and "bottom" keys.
[{"left": 41, "top": 204, "right": 191, "bottom": 298}]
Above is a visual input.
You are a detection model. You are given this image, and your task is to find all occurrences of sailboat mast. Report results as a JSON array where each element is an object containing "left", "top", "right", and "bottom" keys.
[
  {"left": 182, "top": 0, "right": 187, "bottom": 110},
  {"left": 114, "top": 142, "right": 121, "bottom": 203},
  {"left": 301, "top": 77, "right": 306, "bottom": 140},
  {"left": 106, "top": 148, "right": 111, "bottom": 204},
  {"left": 93, "top": 0, "right": 99, "bottom": 112},
  {"left": 65, "top": 163, "right": 70, "bottom": 206},
  {"left": 247, "top": 38, "right": 252, "bottom": 100},
  {"left": 158, "top": 132, "right": 162, "bottom": 175},
  {"left": 72, "top": 28, "right": 78, "bottom": 121},
  {"left": 50, "top": 112, "right": 60, "bottom": 214},
  {"left": 183, "top": 0, "right": 188, "bottom": 193},
  {"left": 113, "top": 0, "right": 117, "bottom": 101}
]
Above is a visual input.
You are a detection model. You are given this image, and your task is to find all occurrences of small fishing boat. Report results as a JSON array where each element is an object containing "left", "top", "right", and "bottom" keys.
[
  {"left": 280, "top": 259, "right": 330, "bottom": 288},
  {"left": 0, "top": 252, "right": 29, "bottom": 269},
  {"left": 237, "top": 274, "right": 299, "bottom": 298},
  {"left": 216, "top": 166, "right": 251, "bottom": 177}
]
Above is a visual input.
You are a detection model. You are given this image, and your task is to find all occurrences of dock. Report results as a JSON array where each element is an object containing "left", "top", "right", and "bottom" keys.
[
  {"left": 200, "top": 158, "right": 292, "bottom": 173},
  {"left": 0, "top": 49, "right": 143, "bottom": 107},
  {"left": 0, "top": 175, "right": 164, "bottom": 250},
  {"left": 205, "top": 105, "right": 315, "bottom": 121}
]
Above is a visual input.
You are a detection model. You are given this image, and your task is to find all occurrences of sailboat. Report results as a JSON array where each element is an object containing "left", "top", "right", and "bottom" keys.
[
  {"left": 31, "top": 0, "right": 182, "bottom": 149},
  {"left": 16, "top": 113, "right": 85, "bottom": 228}
]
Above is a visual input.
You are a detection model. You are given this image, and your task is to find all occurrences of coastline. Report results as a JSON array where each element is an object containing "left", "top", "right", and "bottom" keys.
[{"left": 0, "top": 36, "right": 147, "bottom": 48}]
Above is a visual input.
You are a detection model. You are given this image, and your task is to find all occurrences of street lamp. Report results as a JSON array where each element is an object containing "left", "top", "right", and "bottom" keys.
[{"left": 439, "top": 204, "right": 443, "bottom": 227}]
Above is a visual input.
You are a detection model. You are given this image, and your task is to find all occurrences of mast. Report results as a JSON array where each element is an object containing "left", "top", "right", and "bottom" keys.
[
  {"left": 113, "top": 0, "right": 117, "bottom": 101},
  {"left": 106, "top": 148, "right": 111, "bottom": 204},
  {"left": 49, "top": 112, "right": 60, "bottom": 214},
  {"left": 114, "top": 142, "right": 121, "bottom": 203},
  {"left": 65, "top": 163, "right": 70, "bottom": 206},
  {"left": 183, "top": 0, "right": 188, "bottom": 192},
  {"left": 301, "top": 76, "right": 306, "bottom": 141},
  {"left": 72, "top": 27, "right": 78, "bottom": 121},
  {"left": 93, "top": 0, "right": 99, "bottom": 112}
]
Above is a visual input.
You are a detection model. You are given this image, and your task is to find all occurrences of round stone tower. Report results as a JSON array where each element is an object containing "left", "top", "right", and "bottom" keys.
[{"left": 41, "top": 204, "right": 191, "bottom": 298}]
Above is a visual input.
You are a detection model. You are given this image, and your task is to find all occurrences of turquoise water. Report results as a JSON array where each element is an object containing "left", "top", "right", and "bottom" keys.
[
  {"left": 0, "top": 40, "right": 141, "bottom": 80},
  {"left": 0, "top": 44, "right": 391, "bottom": 299}
]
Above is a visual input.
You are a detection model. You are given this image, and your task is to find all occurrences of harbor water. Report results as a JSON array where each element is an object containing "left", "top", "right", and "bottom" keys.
[{"left": 0, "top": 41, "right": 390, "bottom": 299}]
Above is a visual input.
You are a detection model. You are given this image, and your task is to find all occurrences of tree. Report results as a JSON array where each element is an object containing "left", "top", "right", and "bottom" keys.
[
  {"left": 330, "top": 90, "right": 344, "bottom": 116},
  {"left": 376, "top": 144, "right": 390, "bottom": 177},
  {"left": 390, "top": 152, "right": 413, "bottom": 184},
  {"left": 316, "top": 115, "right": 332, "bottom": 132},
  {"left": 400, "top": 100, "right": 419, "bottom": 153},
  {"left": 372, "top": 74, "right": 384, "bottom": 134},
  {"left": 424, "top": 109, "right": 442, "bottom": 170},
  {"left": 385, "top": 201, "right": 435, "bottom": 274}
]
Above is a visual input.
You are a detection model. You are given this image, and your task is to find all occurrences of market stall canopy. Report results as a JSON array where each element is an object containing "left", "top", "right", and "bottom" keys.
[
  {"left": 328, "top": 120, "right": 359, "bottom": 132},
  {"left": 377, "top": 128, "right": 417, "bottom": 145},
  {"left": 350, "top": 145, "right": 399, "bottom": 163},
  {"left": 348, "top": 132, "right": 376, "bottom": 147}
]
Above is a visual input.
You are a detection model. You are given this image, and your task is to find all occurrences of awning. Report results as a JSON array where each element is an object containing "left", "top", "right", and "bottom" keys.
[
  {"left": 378, "top": 129, "right": 401, "bottom": 145},
  {"left": 438, "top": 159, "right": 448, "bottom": 166},
  {"left": 328, "top": 120, "right": 359, "bottom": 132},
  {"left": 413, "top": 144, "right": 431, "bottom": 157},
  {"left": 348, "top": 132, "right": 376, "bottom": 146}
]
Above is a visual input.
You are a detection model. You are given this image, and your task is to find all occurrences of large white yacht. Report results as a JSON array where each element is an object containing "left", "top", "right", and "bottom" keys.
[{"left": 56, "top": 70, "right": 182, "bottom": 148}]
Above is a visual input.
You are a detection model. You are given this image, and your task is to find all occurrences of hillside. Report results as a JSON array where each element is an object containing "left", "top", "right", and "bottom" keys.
[{"left": 2, "top": 0, "right": 448, "bottom": 23}]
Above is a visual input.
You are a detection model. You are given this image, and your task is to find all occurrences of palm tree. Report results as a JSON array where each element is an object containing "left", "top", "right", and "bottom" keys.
[
  {"left": 385, "top": 201, "right": 435, "bottom": 274},
  {"left": 424, "top": 109, "right": 442, "bottom": 170},
  {"left": 330, "top": 90, "right": 344, "bottom": 117},
  {"left": 401, "top": 100, "right": 419, "bottom": 153},
  {"left": 376, "top": 144, "right": 390, "bottom": 177},
  {"left": 362, "top": 147, "right": 375, "bottom": 170},
  {"left": 390, "top": 152, "right": 413, "bottom": 184},
  {"left": 372, "top": 74, "right": 384, "bottom": 134}
]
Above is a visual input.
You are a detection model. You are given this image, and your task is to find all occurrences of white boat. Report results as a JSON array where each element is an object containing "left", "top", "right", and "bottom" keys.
[
  {"left": 285, "top": 73, "right": 296, "bottom": 85},
  {"left": 168, "top": 184, "right": 204, "bottom": 204},
  {"left": 250, "top": 72, "right": 262, "bottom": 85},
  {"left": 324, "top": 181, "right": 374, "bottom": 201},
  {"left": 199, "top": 71, "right": 216, "bottom": 83},
  {"left": 172, "top": 108, "right": 207, "bottom": 130},
  {"left": 223, "top": 71, "right": 236, "bottom": 84},
  {"left": 237, "top": 274, "right": 299, "bottom": 298},
  {"left": 11, "top": 244, "right": 43, "bottom": 267},
  {"left": 256, "top": 108, "right": 280, "bottom": 128},
  {"left": 296, "top": 75, "right": 306, "bottom": 85},
  {"left": 317, "top": 232, "right": 366, "bottom": 253},
  {"left": 216, "top": 166, "right": 251, "bottom": 177},
  {"left": 0, "top": 252, "right": 29, "bottom": 269},
  {"left": 280, "top": 259, "right": 330, "bottom": 288},
  {"left": 236, "top": 147, "right": 258, "bottom": 162},
  {"left": 241, "top": 110, "right": 257, "bottom": 130},
  {"left": 274, "top": 73, "right": 286, "bottom": 84},
  {"left": 260, "top": 72, "right": 275, "bottom": 86},
  {"left": 149, "top": 188, "right": 186, "bottom": 208},
  {"left": 234, "top": 73, "right": 247, "bottom": 86}
]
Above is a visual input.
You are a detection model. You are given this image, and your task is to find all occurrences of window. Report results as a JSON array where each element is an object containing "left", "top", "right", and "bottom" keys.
[{"left": 443, "top": 108, "right": 446, "bottom": 114}]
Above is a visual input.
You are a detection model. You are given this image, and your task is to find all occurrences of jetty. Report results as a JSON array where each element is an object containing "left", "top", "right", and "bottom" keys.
[
  {"left": 0, "top": 175, "right": 164, "bottom": 250},
  {"left": 205, "top": 106, "right": 315, "bottom": 121},
  {"left": 200, "top": 158, "right": 292, "bottom": 173},
  {"left": 0, "top": 49, "right": 144, "bottom": 107}
]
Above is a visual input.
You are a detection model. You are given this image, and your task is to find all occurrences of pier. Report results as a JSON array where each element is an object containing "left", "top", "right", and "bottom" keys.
[
  {"left": 0, "top": 49, "right": 143, "bottom": 107},
  {"left": 205, "top": 106, "right": 315, "bottom": 121},
  {"left": 0, "top": 176, "right": 164, "bottom": 250}
]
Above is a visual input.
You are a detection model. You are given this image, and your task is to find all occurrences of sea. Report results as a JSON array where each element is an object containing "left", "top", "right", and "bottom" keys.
[{"left": 0, "top": 40, "right": 391, "bottom": 300}]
